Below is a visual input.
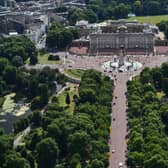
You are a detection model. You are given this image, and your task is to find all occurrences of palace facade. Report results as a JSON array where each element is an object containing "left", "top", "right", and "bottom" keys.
[
  {"left": 90, "top": 31, "right": 154, "bottom": 51},
  {"left": 74, "top": 20, "right": 157, "bottom": 55}
]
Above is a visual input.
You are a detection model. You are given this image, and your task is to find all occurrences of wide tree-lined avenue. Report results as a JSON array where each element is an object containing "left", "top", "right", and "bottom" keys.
[
  {"left": 109, "top": 55, "right": 167, "bottom": 168},
  {"left": 109, "top": 73, "right": 128, "bottom": 168}
]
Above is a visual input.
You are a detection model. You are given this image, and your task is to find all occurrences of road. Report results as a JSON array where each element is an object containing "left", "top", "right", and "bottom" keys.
[
  {"left": 109, "top": 55, "right": 168, "bottom": 168},
  {"left": 109, "top": 73, "right": 128, "bottom": 168}
]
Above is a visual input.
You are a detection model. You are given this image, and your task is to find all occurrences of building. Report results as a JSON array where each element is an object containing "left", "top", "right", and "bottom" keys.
[
  {"left": 90, "top": 25, "right": 154, "bottom": 54},
  {"left": 74, "top": 19, "right": 156, "bottom": 55}
]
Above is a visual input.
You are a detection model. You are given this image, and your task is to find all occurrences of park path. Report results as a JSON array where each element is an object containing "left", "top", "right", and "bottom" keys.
[
  {"left": 13, "top": 84, "right": 68, "bottom": 148},
  {"left": 109, "top": 73, "right": 128, "bottom": 168}
]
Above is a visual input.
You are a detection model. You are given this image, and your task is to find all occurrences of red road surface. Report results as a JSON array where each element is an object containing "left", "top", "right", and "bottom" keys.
[
  {"left": 109, "top": 74, "right": 128, "bottom": 168},
  {"left": 108, "top": 55, "right": 168, "bottom": 168}
]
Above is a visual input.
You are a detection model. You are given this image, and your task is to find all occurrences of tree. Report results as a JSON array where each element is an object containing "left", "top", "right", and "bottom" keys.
[
  {"left": 31, "top": 111, "right": 42, "bottom": 126},
  {"left": 39, "top": 84, "right": 49, "bottom": 105},
  {"left": 31, "top": 96, "right": 41, "bottom": 110},
  {"left": 144, "top": 1, "right": 161, "bottom": 15},
  {"left": 46, "top": 22, "right": 79, "bottom": 49},
  {"left": 13, "top": 118, "right": 29, "bottom": 133},
  {"left": 27, "top": 128, "right": 43, "bottom": 150},
  {"left": 157, "top": 21, "right": 168, "bottom": 32},
  {"left": 0, "top": 57, "right": 9, "bottom": 74},
  {"left": 36, "top": 138, "right": 59, "bottom": 168},
  {"left": 127, "top": 66, "right": 168, "bottom": 168},
  {"left": 90, "top": 159, "right": 104, "bottom": 168},
  {"left": 140, "top": 68, "right": 152, "bottom": 84},
  {"left": 127, "top": 152, "right": 144, "bottom": 167},
  {"left": 161, "top": 62, "right": 168, "bottom": 78},
  {"left": 67, "top": 8, "right": 87, "bottom": 25},
  {"left": 84, "top": 9, "right": 98, "bottom": 23},
  {"left": 79, "top": 88, "right": 96, "bottom": 103},
  {"left": 66, "top": 93, "right": 70, "bottom": 106},
  {"left": 0, "top": 36, "right": 37, "bottom": 63},
  {"left": 133, "top": 1, "right": 142, "bottom": 16},
  {"left": 114, "top": 3, "right": 130, "bottom": 19},
  {"left": 160, "top": 104, "right": 168, "bottom": 134},
  {"left": 68, "top": 131, "right": 91, "bottom": 160},
  {"left": 0, "top": 135, "right": 13, "bottom": 166},
  {"left": 47, "top": 122, "right": 61, "bottom": 140},
  {"left": 69, "top": 153, "right": 81, "bottom": 168},
  {"left": 30, "top": 55, "right": 38, "bottom": 65},
  {"left": 0, "top": 128, "right": 4, "bottom": 135},
  {"left": 144, "top": 154, "right": 168, "bottom": 168},
  {"left": 129, "top": 136, "right": 144, "bottom": 152},
  {"left": 160, "top": 107, "right": 168, "bottom": 126},
  {"left": 3, "top": 152, "right": 30, "bottom": 168},
  {"left": 12, "top": 56, "right": 23, "bottom": 67},
  {"left": 162, "top": 78, "right": 168, "bottom": 97},
  {"left": 27, "top": 77, "right": 39, "bottom": 99},
  {"left": 3, "top": 66, "right": 17, "bottom": 84},
  {"left": 62, "top": 29, "right": 73, "bottom": 47},
  {"left": 152, "top": 68, "right": 163, "bottom": 89}
]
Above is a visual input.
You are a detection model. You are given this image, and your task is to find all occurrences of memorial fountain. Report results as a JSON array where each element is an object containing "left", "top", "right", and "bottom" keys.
[{"left": 102, "top": 48, "right": 142, "bottom": 72}]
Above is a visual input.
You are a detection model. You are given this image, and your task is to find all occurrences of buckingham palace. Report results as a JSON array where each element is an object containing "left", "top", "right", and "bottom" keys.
[
  {"left": 90, "top": 28, "right": 154, "bottom": 51},
  {"left": 74, "top": 19, "right": 157, "bottom": 55}
]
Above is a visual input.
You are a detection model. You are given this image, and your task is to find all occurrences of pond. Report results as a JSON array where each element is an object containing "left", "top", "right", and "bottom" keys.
[
  {"left": 0, "top": 93, "right": 32, "bottom": 134},
  {"left": 0, "top": 83, "right": 63, "bottom": 134}
]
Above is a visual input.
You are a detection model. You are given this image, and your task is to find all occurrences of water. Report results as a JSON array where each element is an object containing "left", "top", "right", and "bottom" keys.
[
  {"left": 0, "top": 109, "right": 32, "bottom": 134},
  {"left": 102, "top": 60, "right": 143, "bottom": 72},
  {"left": 0, "top": 83, "right": 63, "bottom": 134}
]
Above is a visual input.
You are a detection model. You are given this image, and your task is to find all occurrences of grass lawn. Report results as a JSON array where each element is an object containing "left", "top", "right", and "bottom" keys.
[
  {"left": 64, "top": 69, "right": 85, "bottom": 79},
  {"left": 38, "top": 53, "right": 61, "bottom": 64},
  {"left": 128, "top": 15, "right": 168, "bottom": 25},
  {"left": 57, "top": 83, "right": 78, "bottom": 114},
  {"left": 26, "top": 53, "right": 61, "bottom": 64}
]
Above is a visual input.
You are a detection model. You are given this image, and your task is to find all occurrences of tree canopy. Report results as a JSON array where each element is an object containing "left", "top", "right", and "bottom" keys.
[
  {"left": 0, "top": 36, "right": 38, "bottom": 65},
  {"left": 64, "top": 0, "right": 168, "bottom": 25},
  {"left": 46, "top": 22, "right": 79, "bottom": 49},
  {"left": 17, "top": 70, "right": 113, "bottom": 168},
  {"left": 126, "top": 64, "right": 168, "bottom": 167}
]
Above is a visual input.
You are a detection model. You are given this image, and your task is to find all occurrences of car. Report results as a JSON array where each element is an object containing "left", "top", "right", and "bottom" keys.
[
  {"left": 125, "top": 134, "right": 129, "bottom": 139},
  {"left": 112, "top": 149, "right": 115, "bottom": 153},
  {"left": 119, "top": 162, "right": 123, "bottom": 167}
]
